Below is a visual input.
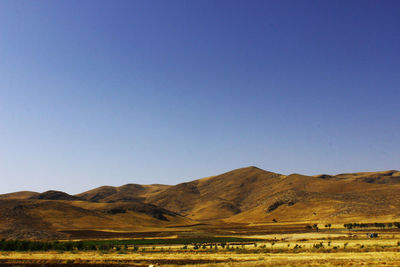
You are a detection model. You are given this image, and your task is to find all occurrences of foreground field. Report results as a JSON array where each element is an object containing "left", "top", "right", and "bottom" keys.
[
  {"left": 1, "top": 250, "right": 400, "bottom": 266},
  {"left": 2, "top": 226, "right": 400, "bottom": 266}
]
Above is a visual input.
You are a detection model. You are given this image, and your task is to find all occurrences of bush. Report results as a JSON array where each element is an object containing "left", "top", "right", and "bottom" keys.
[
  {"left": 76, "top": 241, "right": 84, "bottom": 250},
  {"left": 313, "top": 242, "right": 324, "bottom": 249}
]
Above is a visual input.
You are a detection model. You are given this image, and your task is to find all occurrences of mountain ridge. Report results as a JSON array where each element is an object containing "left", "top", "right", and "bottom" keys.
[{"left": 1, "top": 166, "right": 399, "bottom": 240}]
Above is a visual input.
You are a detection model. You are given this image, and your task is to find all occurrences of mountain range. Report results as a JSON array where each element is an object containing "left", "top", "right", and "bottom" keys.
[{"left": 1, "top": 166, "right": 399, "bottom": 240}]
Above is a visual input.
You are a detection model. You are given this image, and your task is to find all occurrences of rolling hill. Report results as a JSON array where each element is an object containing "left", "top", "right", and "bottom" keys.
[{"left": 1, "top": 166, "right": 400, "bottom": 239}]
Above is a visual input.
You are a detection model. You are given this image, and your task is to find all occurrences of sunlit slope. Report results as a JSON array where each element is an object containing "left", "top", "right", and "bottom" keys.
[
  {"left": 0, "top": 191, "right": 39, "bottom": 200},
  {"left": 1, "top": 167, "right": 400, "bottom": 240},
  {"left": 314, "top": 170, "right": 400, "bottom": 184},
  {"left": 141, "top": 168, "right": 400, "bottom": 222},
  {"left": 74, "top": 167, "right": 400, "bottom": 222},
  {"left": 75, "top": 167, "right": 285, "bottom": 220},
  {"left": 226, "top": 172, "right": 400, "bottom": 223},
  {"left": 0, "top": 198, "right": 191, "bottom": 240},
  {"left": 77, "top": 184, "right": 171, "bottom": 203},
  {"left": 145, "top": 167, "right": 284, "bottom": 220}
]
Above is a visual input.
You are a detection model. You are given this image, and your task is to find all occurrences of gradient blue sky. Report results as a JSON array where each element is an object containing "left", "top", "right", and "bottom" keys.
[{"left": 1, "top": 0, "right": 399, "bottom": 194}]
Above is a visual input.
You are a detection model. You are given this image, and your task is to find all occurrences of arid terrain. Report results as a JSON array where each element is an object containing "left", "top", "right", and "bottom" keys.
[{"left": 1, "top": 166, "right": 400, "bottom": 266}]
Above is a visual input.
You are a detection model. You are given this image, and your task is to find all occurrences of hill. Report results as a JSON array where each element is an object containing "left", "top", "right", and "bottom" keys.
[
  {"left": 0, "top": 191, "right": 39, "bottom": 200},
  {"left": 73, "top": 167, "right": 400, "bottom": 222},
  {"left": 0, "top": 198, "right": 190, "bottom": 240},
  {"left": 31, "top": 190, "right": 81, "bottom": 201},
  {"left": 314, "top": 170, "right": 400, "bottom": 184},
  {"left": 77, "top": 184, "right": 170, "bottom": 203},
  {"left": 1, "top": 167, "right": 400, "bottom": 240}
]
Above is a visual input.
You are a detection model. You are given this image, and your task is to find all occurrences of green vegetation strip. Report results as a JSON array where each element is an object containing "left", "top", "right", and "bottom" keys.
[
  {"left": 84, "top": 237, "right": 261, "bottom": 246},
  {"left": 0, "top": 237, "right": 262, "bottom": 252},
  {"left": 344, "top": 222, "right": 400, "bottom": 230}
]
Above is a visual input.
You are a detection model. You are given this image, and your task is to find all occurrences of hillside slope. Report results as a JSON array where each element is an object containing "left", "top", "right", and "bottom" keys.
[
  {"left": 145, "top": 167, "right": 284, "bottom": 220},
  {"left": 1, "top": 167, "right": 400, "bottom": 239},
  {"left": 76, "top": 167, "right": 400, "bottom": 222},
  {"left": 0, "top": 198, "right": 191, "bottom": 240},
  {"left": 225, "top": 172, "right": 400, "bottom": 223},
  {"left": 77, "top": 184, "right": 170, "bottom": 203},
  {"left": 143, "top": 168, "right": 400, "bottom": 222}
]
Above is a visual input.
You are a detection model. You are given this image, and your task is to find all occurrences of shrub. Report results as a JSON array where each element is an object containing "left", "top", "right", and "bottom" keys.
[{"left": 313, "top": 242, "right": 324, "bottom": 249}]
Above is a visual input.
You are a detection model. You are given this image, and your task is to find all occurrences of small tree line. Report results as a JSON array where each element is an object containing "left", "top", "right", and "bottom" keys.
[
  {"left": 0, "top": 237, "right": 262, "bottom": 252},
  {"left": 344, "top": 222, "right": 400, "bottom": 230},
  {"left": 0, "top": 239, "right": 132, "bottom": 252},
  {"left": 0, "top": 239, "right": 87, "bottom": 251}
]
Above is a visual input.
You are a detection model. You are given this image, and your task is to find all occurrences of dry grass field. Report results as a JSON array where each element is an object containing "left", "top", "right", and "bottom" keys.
[
  {"left": 1, "top": 225, "right": 400, "bottom": 266},
  {"left": 1, "top": 246, "right": 400, "bottom": 266}
]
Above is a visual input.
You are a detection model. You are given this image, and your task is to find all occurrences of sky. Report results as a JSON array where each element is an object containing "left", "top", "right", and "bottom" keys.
[{"left": 0, "top": 0, "right": 399, "bottom": 194}]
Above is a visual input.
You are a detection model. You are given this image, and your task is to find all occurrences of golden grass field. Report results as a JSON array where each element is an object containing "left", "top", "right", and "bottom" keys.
[
  {"left": 2, "top": 226, "right": 400, "bottom": 266},
  {"left": 2, "top": 247, "right": 400, "bottom": 266}
]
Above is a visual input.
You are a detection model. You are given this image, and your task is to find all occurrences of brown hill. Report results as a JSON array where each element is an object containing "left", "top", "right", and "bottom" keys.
[
  {"left": 76, "top": 167, "right": 284, "bottom": 220},
  {"left": 314, "top": 170, "right": 400, "bottom": 184},
  {"left": 77, "top": 184, "right": 170, "bottom": 203},
  {"left": 70, "top": 167, "right": 400, "bottom": 222},
  {"left": 139, "top": 168, "right": 400, "bottom": 222},
  {"left": 1, "top": 167, "right": 400, "bottom": 240},
  {"left": 31, "top": 190, "right": 81, "bottom": 201},
  {"left": 0, "top": 191, "right": 39, "bottom": 200},
  {"left": 225, "top": 172, "right": 400, "bottom": 224},
  {"left": 145, "top": 167, "right": 284, "bottom": 220},
  {"left": 0, "top": 198, "right": 191, "bottom": 240}
]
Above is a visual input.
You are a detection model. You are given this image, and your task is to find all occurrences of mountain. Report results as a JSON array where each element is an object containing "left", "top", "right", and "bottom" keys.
[
  {"left": 226, "top": 171, "right": 400, "bottom": 224},
  {"left": 77, "top": 184, "right": 170, "bottom": 203},
  {"left": 0, "top": 167, "right": 399, "bottom": 240},
  {"left": 0, "top": 191, "right": 40, "bottom": 200},
  {"left": 0, "top": 197, "right": 191, "bottom": 240},
  {"left": 79, "top": 167, "right": 400, "bottom": 222},
  {"left": 314, "top": 170, "right": 400, "bottom": 184},
  {"left": 145, "top": 167, "right": 284, "bottom": 220},
  {"left": 31, "top": 190, "right": 82, "bottom": 201}
]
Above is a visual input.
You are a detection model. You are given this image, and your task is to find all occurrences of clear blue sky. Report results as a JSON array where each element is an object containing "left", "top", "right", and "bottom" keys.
[{"left": 1, "top": 0, "right": 399, "bottom": 194}]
